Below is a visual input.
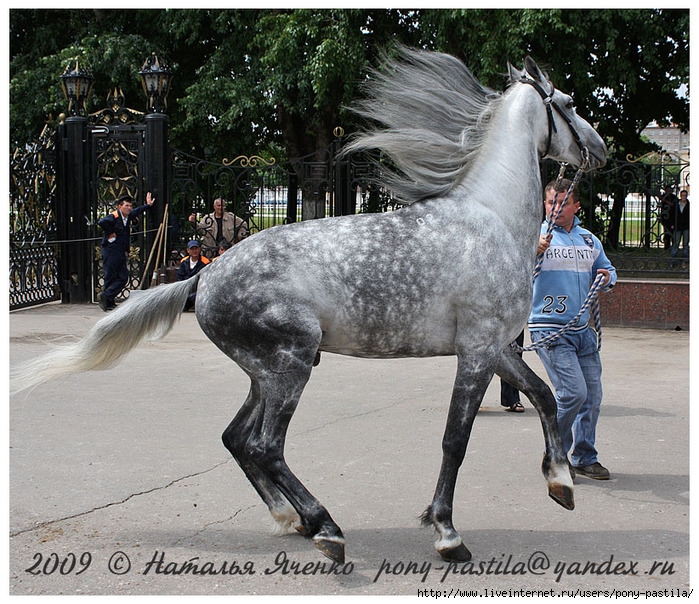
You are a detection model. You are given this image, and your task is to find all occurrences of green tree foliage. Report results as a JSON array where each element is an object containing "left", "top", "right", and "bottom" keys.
[
  {"left": 168, "top": 9, "right": 414, "bottom": 159},
  {"left": 10, "top": 8, "right": 688, "bottom": 161},
  {"left": 10, "top": 9, "right": 172, "bottom": 143},
  {"left": 418, "top": 8, "right": 689, "bottom": 157}
]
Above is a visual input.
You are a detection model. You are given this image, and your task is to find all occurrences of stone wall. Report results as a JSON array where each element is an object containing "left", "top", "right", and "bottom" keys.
[{"left": 599, "top": 279, "right": 689, "bottom": 330}]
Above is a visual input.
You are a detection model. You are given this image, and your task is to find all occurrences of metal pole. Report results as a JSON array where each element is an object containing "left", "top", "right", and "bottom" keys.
[
  {"left": 57, "top": 115, "right": 91, "bottom": 303},
  {"left": 286, "top": 171, "right": 298, "bottom": 223},
  {"left": 332, "top": 130, "right": 352, "bottom": 216},
  {"left": 143, "top": 112, "right": 170, "bottom": 288},
  {"left": 644, "top": 164, "right": 652, "bottom": 251}
]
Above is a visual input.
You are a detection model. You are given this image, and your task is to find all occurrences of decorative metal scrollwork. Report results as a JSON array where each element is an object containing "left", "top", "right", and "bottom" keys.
[
  {"left": 222, "top": 155, "right": 276, "bottom": 168},
  {"left": 626, "top": 150, "right": 685, "bottom": 164},
  {"left": 9, "top": 123, "right": 62, "bottom": 309},
  {"left": 89, "top": 88, "right": 145, "bottom": 126}
]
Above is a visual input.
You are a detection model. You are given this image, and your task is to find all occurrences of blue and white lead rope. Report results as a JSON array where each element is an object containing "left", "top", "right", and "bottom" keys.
[{"left": 512, "top": 272, "right": 605, "bottom": 353}]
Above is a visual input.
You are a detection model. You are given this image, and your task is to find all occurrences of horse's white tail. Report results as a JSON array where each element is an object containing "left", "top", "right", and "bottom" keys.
[{"left": 10, "top": 276, "right": 200, "bottom": 395}]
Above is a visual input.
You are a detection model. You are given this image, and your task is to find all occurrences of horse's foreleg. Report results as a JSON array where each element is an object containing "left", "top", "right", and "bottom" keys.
[
  {"left": 422, "top": 355, "right": 494, "bottom": 562},
  {"left": 495, "top": 346, "right": 574, "bottom": 510}
]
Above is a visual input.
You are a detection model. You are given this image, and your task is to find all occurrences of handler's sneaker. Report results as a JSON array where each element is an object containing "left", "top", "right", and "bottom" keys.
[{"left": 573, "top": 462, "right": 610, "bottom": 480}]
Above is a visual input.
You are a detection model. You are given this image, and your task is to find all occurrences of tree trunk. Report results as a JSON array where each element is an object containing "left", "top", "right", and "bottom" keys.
[{"left": 278, "top": 103, "right": 338, "bottom": 220}]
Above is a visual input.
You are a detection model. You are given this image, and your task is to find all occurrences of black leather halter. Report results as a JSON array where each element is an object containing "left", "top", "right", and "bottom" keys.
[{"left": 520, "top": 77, "right": 588, "bottom": 163}]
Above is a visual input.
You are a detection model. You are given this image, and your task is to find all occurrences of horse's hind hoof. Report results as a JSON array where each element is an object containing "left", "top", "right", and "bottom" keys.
[
  {"left": 438, "top": 542, "right": 472, "bottom": 562},
  {"left": 548, "top": 483, "right": 575, "bottom": 510},
  {"left": 314, "top": 536, "right": 345, "bottom": 564}
]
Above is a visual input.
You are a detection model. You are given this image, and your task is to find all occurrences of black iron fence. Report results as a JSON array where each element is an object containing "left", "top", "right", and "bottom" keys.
[
  {"left": 168, "top": 142, "right": 400, "bottom": 258},
  {"left": 9, "top": 126, "right": 61, "bottom": 310},
  {"left": 542, "top": 152, "right": 690, "bottom": 277},
  {"left": 10, "top": 130, "right": 690, "bottom": 311}
]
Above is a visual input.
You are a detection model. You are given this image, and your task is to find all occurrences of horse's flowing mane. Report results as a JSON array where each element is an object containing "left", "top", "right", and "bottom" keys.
[{"left": 346, "top": 46, "right": 503, "bottom": 203}]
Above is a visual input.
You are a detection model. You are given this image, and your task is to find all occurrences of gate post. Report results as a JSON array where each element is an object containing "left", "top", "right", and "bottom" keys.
[
  {"left": 56, "top": 115, "right": 91, "bottom": 303},
  {"left": 140, "top": 54, "right": 172, "bottom": 288},
  {"left": 332, "top": 129, "right": 353, "bottom": 216},
  {"left": 143, "top": 112, "right": 170, "bottom": 287}
]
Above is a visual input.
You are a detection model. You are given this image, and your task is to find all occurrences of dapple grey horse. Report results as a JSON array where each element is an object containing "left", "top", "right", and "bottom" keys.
[{"left": 12, "top": 48, "right": 607, "bottom": 564}]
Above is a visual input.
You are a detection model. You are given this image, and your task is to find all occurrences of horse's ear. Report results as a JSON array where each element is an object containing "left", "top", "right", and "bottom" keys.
[
  {"left": 507, "top": 61, "right": 522, "bottom": 83},
  {"left": 523, "top": 56, "right": 547, "bottom": 85}
]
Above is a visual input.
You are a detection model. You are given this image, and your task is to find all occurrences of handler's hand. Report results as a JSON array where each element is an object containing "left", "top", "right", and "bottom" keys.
[
  {"left": 146, "top": 191, "right": 155, "bottom": 206},
  {"left": 537, "top": 234, "right": 552, "bottom": 255},
  {"left": 597, "top": 268, "right": 612, "bottom": 287}
]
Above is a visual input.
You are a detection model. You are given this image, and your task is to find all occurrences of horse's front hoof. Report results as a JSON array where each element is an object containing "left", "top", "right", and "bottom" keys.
[
  {"left": 314, "top": 536, "right": 346, "bottom": 564},
  {"left": 438, "top": 542, "right": 472, "bottom": 562},
  {"left": 548, "top": 483, "right": 575, "bottom": 510}
]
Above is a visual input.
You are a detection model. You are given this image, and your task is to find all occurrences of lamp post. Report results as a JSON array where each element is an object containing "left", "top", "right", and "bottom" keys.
[
  {"left": 140, "top": 54, "right": 172, "bottom": 285},
  {"left": 139, "top": 53, "right": 172, "bottom": 114},
  {"left": 57, "top": 61, "right": 93, "bottom": 303},
  {"left": 59, "top": 61, "right": 94, "bottom": 117}
]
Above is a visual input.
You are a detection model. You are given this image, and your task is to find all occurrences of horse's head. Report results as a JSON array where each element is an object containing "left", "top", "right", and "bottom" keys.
[{"left": 508, "top": 57, "right": 607, "bottom": 171}]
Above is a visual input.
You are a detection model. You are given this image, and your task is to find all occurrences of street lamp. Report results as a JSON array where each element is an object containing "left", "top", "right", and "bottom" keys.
[
  {"left": 139, "top": 54, "right": 172, "bottom": 279},
  {"left": 58, "top": 60, "right": 93, "bottom": 303},
  {"left": 60, "top": 61, "right": 94, "bottom": 117},
  {"left": 139, "top": 53, "right": 172, "bottom": 114}
]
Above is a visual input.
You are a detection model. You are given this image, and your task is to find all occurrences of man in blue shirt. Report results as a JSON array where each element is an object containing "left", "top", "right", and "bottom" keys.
[
  {"left": 98, "top": 192, "right": 155, "bottom": 310},
  {"left": 529, "top": 179, "right": 616, "bottom": 480}
]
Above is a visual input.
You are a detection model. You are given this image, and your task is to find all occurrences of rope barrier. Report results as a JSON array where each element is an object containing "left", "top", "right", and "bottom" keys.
[{"left": 11, "top": 226, "right": 166, "bottom": 247}]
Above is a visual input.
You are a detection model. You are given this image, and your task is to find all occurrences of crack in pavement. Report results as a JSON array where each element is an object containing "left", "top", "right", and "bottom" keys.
[
  {"left": 12, "top": 400, "right": 407, "bottom": 540},
  {"left": 170, "top": 504, "right": 259, "bottom": 547},
  {"left": 10, "top": 459, "right": 233, "bottom": 538}
]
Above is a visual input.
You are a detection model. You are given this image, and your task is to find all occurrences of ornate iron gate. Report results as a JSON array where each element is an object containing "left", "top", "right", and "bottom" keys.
[
  {"left": 168, "top": 139, "right": 398, "bottom": 258},
  {"left": 9, "top": 126, "right": 61, "bottom": 310},
  {"left": 90, "top": 123, "right": 148, "bottom": 298}
]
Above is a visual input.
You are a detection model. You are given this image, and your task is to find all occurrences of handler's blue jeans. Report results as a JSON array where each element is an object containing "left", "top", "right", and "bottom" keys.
[{"left": 530, "top": 327, "right": 603, "bottom": 468}]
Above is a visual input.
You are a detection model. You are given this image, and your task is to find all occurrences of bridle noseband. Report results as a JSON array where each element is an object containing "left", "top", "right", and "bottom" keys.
[{"left": 520, "top": 77, "right": 589, "bottom": 166}]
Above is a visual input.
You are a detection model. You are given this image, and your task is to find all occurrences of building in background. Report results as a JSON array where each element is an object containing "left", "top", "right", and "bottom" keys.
[
  {"left": 642, "top": 122, "right": 690, "bottom": 161},
  {"left": 642, "top": 122, "right": 690, "bottom": 197}
]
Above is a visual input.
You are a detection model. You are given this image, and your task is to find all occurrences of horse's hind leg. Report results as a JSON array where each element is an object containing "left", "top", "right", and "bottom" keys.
[
  {"left": 495, "top": 346, "right": 575, "bottom": 510},
  {"left": 251, "top": 366, "right": 346, "bottom": 562},
  {"left": 224, "top": 346, "right": 346, "bottom": 563},
  {"left": 222, "top": 382, "right": 301, "bottom": 535},
  {"left": 422, "top": 352, "right": 496, "bottom": 562}
]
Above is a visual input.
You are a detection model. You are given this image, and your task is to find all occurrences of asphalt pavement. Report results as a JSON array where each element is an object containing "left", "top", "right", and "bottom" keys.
[{"left": 8, "top": 302, "right": 691, "bottom": 596}]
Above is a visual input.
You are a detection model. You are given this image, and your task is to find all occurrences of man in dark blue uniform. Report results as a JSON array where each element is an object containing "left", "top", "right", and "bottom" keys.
[{"left": 98, "top": 192, "right": 155, "bottom": 310}]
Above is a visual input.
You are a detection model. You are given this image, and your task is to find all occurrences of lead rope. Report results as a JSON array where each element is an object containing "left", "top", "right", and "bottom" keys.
[
  {"left": 516, "top": 273, "right": 605, "bottom": 353},
  {"left": 532, "top": 161, "right": 580, "bottom": 280},
  {"left": 514, "top": 151, "right": 605, "bottom": 353}
]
